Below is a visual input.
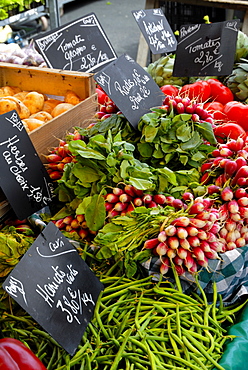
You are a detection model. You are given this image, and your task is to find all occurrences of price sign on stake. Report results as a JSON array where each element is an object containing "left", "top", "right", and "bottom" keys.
[
  {"left": 34, "top": 12, "right": 117, "bottom": 73},
  {"left": 3, "top": 222, "right": 104, "bottom": 355},
  {"left": 94, "top": 54, "right": 164, "bottom": 128},
  {"left": 0, "top": 110, "right": 54, "bottom": 220},
  {"left": 132, "top": 8, "right": 177, "bottom": 54},
  {"left": 173, "top": 20, "right": 240, "bottom": 77}
]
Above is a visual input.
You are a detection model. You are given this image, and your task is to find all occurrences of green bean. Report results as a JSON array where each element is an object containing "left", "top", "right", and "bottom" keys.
[
  {"left": 183, "top": 334, "right": 226, "bottom": 370},
  {"left": 167, "top": 317, "right": 181, "bottom": 358},
  {"left": 188, "top": 352, "right": 209, "bottom": 370},
  {"left": 109, "top": 328, "right": 133, "bottom": 370},
  {"left": 150, "top": 349, "right": 202, "bottom": 370},
  {"left": 46, "top": 346, "right": 57, "bottom": 370}
]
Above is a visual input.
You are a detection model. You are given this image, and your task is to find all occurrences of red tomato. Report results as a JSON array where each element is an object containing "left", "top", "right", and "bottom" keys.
[
  {"left": 207, "top": 79, "right": 234, "bottom": 105},
  {"left": 203, "top": 101, "right": 227, "bottom": 121},
  {"left": 160, "top": 85, "right": 179, "bottom": 97},
  {"left": 214, "top": 122, "right": 246, "bottom": 143},
  {"left": 96, "top": 87, "right": 108, "bottom": 105},
  {"left": 223, "top": 101, "right": 248, "bottom": 131},
  {"left": 180, "top": 80, "right": 211, "bottom": 102}
]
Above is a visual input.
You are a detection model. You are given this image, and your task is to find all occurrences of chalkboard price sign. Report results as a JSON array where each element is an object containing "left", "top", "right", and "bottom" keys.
[
  {"left": 132, "top": 8, "right": 177, "bottom": 54},
  {"left": 173, "top": 20, "right": 240, "bottom": 77},
  {"left": 0, "top": 110, "right": 54, "bottom": 220},
  {"left": 3, "top": 222, "right": 104, "bottom": 355},
  {"left": 94, "top": 54, "right": 164, "bottom": 127},
  {"left": 34, "top": 13, "right": 117, "bottom": 73}
]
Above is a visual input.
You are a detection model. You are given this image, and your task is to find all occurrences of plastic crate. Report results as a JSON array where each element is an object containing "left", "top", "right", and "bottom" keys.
[{"left": 159, "top": 1, "right": 226, "bottom": 33}]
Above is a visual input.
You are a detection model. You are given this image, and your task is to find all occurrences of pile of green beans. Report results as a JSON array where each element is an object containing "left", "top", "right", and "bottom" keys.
[{"left": 1, "top": 274, "right": 247, "bottom": 370}]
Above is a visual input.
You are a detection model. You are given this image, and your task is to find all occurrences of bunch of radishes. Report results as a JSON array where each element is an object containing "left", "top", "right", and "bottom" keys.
[
  {"left": 104, "top": 185, "right": 188, "bottom": 218},
  {"left": 143, "top": 194, "right": 223, "bottom": 275},
  {"left": 52, "top": 214, "right": 96, "bottom": 241},
  {"left": 162, "top": 95, "right": 214, "bottom": 125},
  {"left": 200, "top": 136, "right": 248, "bottom": 187},
  {"left": 218, "top": 186, "right": 248, "bottom": 250}
]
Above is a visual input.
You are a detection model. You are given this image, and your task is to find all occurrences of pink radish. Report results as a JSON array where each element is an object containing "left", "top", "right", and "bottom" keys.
[
  {"left": 143, "top": 238, "right": 159, "bottom": 249},
  {"left": 221, "top": 187, "right": 234, "bottom": 201},
  {"left": 171, "top": 216, "right": 190, "bottom": 227}
]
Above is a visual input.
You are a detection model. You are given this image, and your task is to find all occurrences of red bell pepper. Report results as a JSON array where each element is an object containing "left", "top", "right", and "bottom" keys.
[{"left": 0, "top": 337, "right": 47, "bottom": 370}]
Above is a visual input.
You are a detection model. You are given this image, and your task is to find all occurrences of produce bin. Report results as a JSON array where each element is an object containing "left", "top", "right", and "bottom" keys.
[{"left": 0, "top": 62, "right": 98, "bottom": 161}]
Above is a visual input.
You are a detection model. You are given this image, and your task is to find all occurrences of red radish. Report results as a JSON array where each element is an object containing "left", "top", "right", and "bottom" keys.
[
  {"left": 239, "top": 206, "right": 248, "bottom": 218},
  {"left": 204, "top": 249, "right": 220, "bottom": 259},
  {"left": 221, "top": 187, "right": 234, "bottom": 201},
  {"left": 172, "top": 199, "right": 185, "bottom": 209},
  {"left": 132, "top": 186, "right": 144, "bottom": 197},
  {"left": 197, "top": 230, "right": 208, "bottom": 240},
  {"left": 171, "top": 216, "right": 190, "bottom": 227},
  {"left": 237, "top": 177, "right": 248, "bottom": 187},
  {"left": 108, "top": 209, "right": 120, "bottom": 218},
  {"left": 196, "top": 211, "right": 210, "bottom": 221},
  {"left": 174, "top": 265, "right": 186, "bottom": 275},
  {"left": 226, "top": 242, "right": 236, "bottom": 251},
  {"left": 70, "top": 219, "right": 80, "bottom": 229},
  {"left": 45, "top": 153, "right": 63, "bottom": 163},
  {"left": 156, "top": 242, "right": 169, "bottom": 256},
  {"left": 219, "top": 227, "right": 228, "bottom": 238},
  {"left": 113, "top": 187, "right": 125, "bottom": 196},
  {"left": 106, "top": 193, "right": 120, "bottom": 203},
  {"left": 165, "top": 196, "right": 175, "bottom": 205},
  {"left": 226, "top": 231, "right": 237, "bottom": 243},
  {"left": 224, "top": 160, "right": 238, "bottom": 176},
  {"left": 235, "top": 157, "right": 247, "bottom": 170},
  {"left": 235, "top": 188, "right": 248, "bottom": 199},
  {"left": 192, "top": 247, "right": 205, "bottom": 261},
  {"left": 152, "top": 194, "right": 167, "bottom": 205},
  {"left": 209, "top": 241, "right": 225, "bottom": 252},
  {"left": 160, "top": 256, "right": 170, "bottom": 275},
  {"left": 237, "top": 197, "right": 248, "bottom": 207},
  {"left": 230, "top": 213, "right": 241, "bottom": 222},
  {"left": 76, "top": 214, "right": 85, "bottom": 223},
  {"left": 54, "top": 219, "right": 66, "bottom": 229},
  {"left": 63, "top": 215, "right": 74, "bottom": 225},
  {"left": 188, "top": 260, "right": 198, "bottom": 274},
  {"left": 164, "top": 225, "right": 177, "bottom": 236},
  {"left": 236, "top": 238, "right": 246, "bottom": 248},
  {"left": 187, "top": 236, "right": 200, "bottom": 247},
  {"left": 207, "top": 185, "right": 221, "bottom": 195},
  {"left": 173, "top": 255, "right": 184, "bottom": 266},
  {"left": 179, "top": 238, "right": 191, "bottom": 250},
  {"left": 78, "top": 228, "right": 89, "bottom": 239},
  {"left": 182, "top": 192, "right": 194, "bottom": 201},
  {"left": 232, "top": 166, "right": 248, "bottom": 186},
  {"left": 167, "top": 236, "right": 180, "bottom": 249},
  {"left": 158, "top": 231, "right": 167, "bottom": 242},
  {"left": 167, "top": 248, "right": 177, "bottom": 259},
  {"left": 177, "top": 227, "right": 188, "bottom": 239},
  {"left": 227, "top": 200, "right": 239, "bottom": 214},
  {"left": 49, "top": 171, "right": 62, "bottom": 180},
  {"left": 105, "top": 202, "right": 114, "bottom": 211},
  {"left": 177, "top": 246, "right": 188, "bottom": 259},
  {"left": 114, "top": 202, "right": 128, "bottom": 212},
  {"left": 197, "top": 256, "right": 209, "bottom": 268},
  {"left": 199, "top": 241, "right": 211, "bottom": 252},
  {"left": 124, "top": 185, "right": 136, "bottom": 197},
  {"left": 142, "top": 194, "right": 153, "bottom": 204},
  {"left": 190, "top": 218, "right": 207, "bottom": 228},
  {"left": 219, "top": 147, "right": 233, "bottom": 157},
  {"left": 206, "top": 232, "right": 218, "bottom": 243},
  {"left": 126, "top": 204, "right": 135, "bottom": 213},
  {"left": 119, "top": 193, "right": 132, "bottom": 203},
  {"left": 133, "top": 197, "right": 143, "bottom": 207},
  {"left": 189, "top": 202, "right": 205, "bottom": 215},
  {"left": 184, "top": 251, "right": 195, "bottom": 269},
  {"left": 147, "top": 201, "right": 158, "bottom": 208},
  {"left": 185, "top": 226, "right": 199, "bottom": 236},
  {"left": 143, "top": 238, "right": 159, "bottom": 249},
  {"left": 208, "top": 223, "right": 221, "bottom": 234}
]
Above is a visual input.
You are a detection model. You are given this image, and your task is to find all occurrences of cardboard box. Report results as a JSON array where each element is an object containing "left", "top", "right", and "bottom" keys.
[{"left": 0, "top": 63, "right": 98, "bottom": 160}]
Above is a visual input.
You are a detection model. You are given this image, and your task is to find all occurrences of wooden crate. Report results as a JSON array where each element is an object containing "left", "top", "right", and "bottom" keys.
[{"left": 0, "top": 63, "right": 98, "bottom": 160}]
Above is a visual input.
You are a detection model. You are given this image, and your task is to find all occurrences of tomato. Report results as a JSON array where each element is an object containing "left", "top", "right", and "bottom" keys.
[
  {"left": 180, "top": 80, "right": 211, "bottom": 102},
  {"left": 213, "top": 122, "right": 246, "bottom": 143},
  {"left": 207, "top": 79, "right": 234, "bottom": 105},
  {"left": 203, "top": 101, "right": 227, "bottom": 121},
  {"left": 223, "top": 101, "right": 248, "bottom": 131},
  {"left": 160, "top": 85, "right": 179, "bottom": 97},
  {"left": 96, "top": 87, "right": 109, "bottom": 105}
]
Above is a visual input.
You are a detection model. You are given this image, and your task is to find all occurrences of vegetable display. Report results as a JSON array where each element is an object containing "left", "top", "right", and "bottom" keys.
[{"left": 3, "top": 32, "right": 248, "bottom": 370}]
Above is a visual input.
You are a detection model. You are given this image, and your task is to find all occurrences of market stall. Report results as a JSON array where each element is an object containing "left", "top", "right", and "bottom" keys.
[{"left": 1, "top": 2, "right": 248, "bottom": 369}]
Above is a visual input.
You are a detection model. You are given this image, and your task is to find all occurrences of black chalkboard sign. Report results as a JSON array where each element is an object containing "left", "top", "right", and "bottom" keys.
[
  {"left": 173, "top": 20, "right": 240, "bottom": 77},
  {"left": 0, "top": 110, "right": 54, "bottom": 220},
  {"left": 34, "top": 12, "right": 117, "bottom": 73},
  {"left": 3, "top": 222, "right": 104, "bottom": 355},
  {"left": 132, "top": 8, "right": 177, "bottom": 54},
  {"left": 94, "top": 54, "right": 164, "bottom": 127}
]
